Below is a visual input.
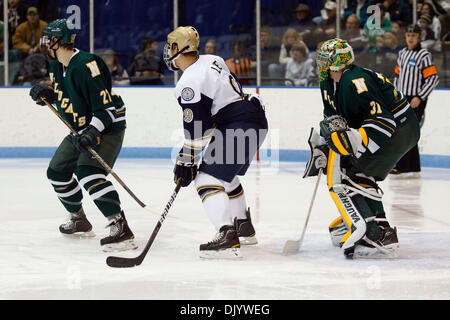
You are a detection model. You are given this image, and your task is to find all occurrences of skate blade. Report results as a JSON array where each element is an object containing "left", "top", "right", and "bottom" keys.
[
  {"left": 61, "top": 230, "right": 96, "bottom": 238},
  {"left": 199, "top": 247, "right": 242, "bottom": 260},
  {"left": 102, "top": 239, "right": 138, "bottom": 252},
  {"left": 239, "top": 236, "right": 258, "bottom": 245},
  {"left": 352, "top": 244, "right": 399, "bottom": 259}
]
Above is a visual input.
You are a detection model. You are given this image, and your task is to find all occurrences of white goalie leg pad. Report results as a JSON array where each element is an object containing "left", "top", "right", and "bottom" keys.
[
  {"left": 332, "top": 190, "right": 367, "bottom": 254},
  {"left": 327, "top": 151, "right": 368, "bottom": 256},
  {"left": 195, "top": 172, "right": 231, "bottom": 230}
]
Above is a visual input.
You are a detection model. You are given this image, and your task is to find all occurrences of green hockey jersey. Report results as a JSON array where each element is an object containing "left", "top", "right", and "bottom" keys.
[
  {"left": 320, "top": 64, "right": 416, "bottom": 155},
  {"left": 49, "top": 49, "right": 126, "bottom": 133}
]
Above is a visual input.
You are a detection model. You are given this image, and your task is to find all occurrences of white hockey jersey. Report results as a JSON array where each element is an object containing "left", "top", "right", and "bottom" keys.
[
  {"left": 175, "top": 54, "right": 242, "bottom": 117},
  {"left": 174, "top": 54, "right": 266, "bottom": 151}
]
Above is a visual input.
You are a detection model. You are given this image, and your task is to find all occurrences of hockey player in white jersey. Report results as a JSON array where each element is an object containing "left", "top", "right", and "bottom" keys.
[{"left": 164, "top": 26, "right": 268, "bottom": 259}]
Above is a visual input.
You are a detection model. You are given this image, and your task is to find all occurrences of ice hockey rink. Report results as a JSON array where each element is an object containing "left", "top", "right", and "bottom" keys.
[{"left": 1, "top": 158, "right": 449, "bottom": 300}]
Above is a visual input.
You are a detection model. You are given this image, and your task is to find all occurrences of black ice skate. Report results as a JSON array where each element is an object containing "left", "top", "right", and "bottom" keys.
[
  {"left": 352, "top": 226, "right": 399, "bottom": 259},
  {"left": 199, "top": 225, "right": 241, "bottom": 259},
  {"left": 59, "top": 208, "right": 95, "bottom": 237},
  {"left": 101, "top": 211, "right": 138, "bottom": 252},
  {"left": 234, "top": 208, "right": 258, "bottom": 245}
]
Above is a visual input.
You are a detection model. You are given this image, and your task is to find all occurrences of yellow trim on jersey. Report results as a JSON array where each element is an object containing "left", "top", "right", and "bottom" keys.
[
  {"left": 392, "top": 99, "right": 407, "bottom": 112},
  {"left": 364, "top": 119, "right": 395, "bottom": 132},
  {"left": 358, "top": 127, "right": 368, "bottom": 147}
]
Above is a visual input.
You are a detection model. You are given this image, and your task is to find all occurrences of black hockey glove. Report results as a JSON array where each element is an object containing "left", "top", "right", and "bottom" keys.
[
  {"left": 74, "top": 125, "right": 101, "bottom": 152},
  {"left": 29, "top": 83, "right": 55, "bottom": 106},
  {"left": 173, "top": 146, "right": 200, "bottom": 187}
]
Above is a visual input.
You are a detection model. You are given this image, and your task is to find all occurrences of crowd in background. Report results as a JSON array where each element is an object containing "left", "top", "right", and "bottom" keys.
[
  {"left": 0, "top": 0, "right": 449, "bottom": 87},
  {"left": 227, "top": 0, "right": 449, "bottom": 86}
]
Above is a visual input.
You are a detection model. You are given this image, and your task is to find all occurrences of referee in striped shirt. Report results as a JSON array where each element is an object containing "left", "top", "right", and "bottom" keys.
[{"left": 391, "top": 24, "right": 439, "bottom": 177}]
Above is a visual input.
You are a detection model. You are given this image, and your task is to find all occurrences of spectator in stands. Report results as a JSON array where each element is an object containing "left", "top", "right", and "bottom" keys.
[
  {"left": 344, "top": 0, "right": 372, "bottom": 27},
  {"left": 203, "top": 39, "right": 216, "bottom": 55},
  {"left": 249, "top": 25, "right": 281, "bottom": 85},
  {"left": 12, "top": 7, "right": 47, "bottom": 58},
  {"left": 296, "top": 0, "right": 327, "bottom": 19},
  {"left": 128, "top": 36, "right": 164, "bottom": 85},
  {"left": 284, "top": 40, "right": 315, "bottom": 87},
  {"left": 368, "top": 32, "right": 399, "bottom": 81},
  {"left": 312, "top": 1, "right": 342, "bottom": 48},
  {"left": 383, "top": 0, "right": 412, "bottom": 26},
  {"left": 418, "top": 1, "right": 442, "bottom": 52},
  {"left": 0, "top": 0, "right": 28, "bottom": 45},
  {"left": 279, "top": 28, "right": 302, "bottom": 66},
  {"left": 102, "top": 50, "right": 130, "bottom": 85},
  {"left": 363, "top": 3, "right": 392, "bottom": 52},
  {"left": 0, "top": 21, "right": 22, "bottom": 85},
  {"left": 269, "top": 28, "right": 303, "bottom": 84},
  {"left": 225, "top": 41, "right": 255, "bottom": 86},
  {"left": 419, "top": 14, "right": 438, "bottom": 50},
  {"left": 289, "top": 4, "right": 315, "bottom": 47},
  {"left": 341, "top": 14, "right": 368, "bottom": 55}
]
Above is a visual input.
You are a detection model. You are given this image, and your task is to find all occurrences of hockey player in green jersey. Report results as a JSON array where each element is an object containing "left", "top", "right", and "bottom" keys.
[
  {"left": 305, "top": 38, "right": 420, "bottom": 258},
  {"left": 29, "top": 19, "right": 136, "bottom": 252}
]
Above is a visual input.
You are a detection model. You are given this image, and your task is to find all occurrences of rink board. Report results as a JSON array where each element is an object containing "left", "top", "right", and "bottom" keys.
[{"left": 1, "top": 86, "right": 449, "bottom": 167}]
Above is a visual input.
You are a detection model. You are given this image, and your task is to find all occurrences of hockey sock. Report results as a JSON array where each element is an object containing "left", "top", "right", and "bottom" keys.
[
  {"left": 77, "top": 165, "right": 121, "bottom": 219},
  {"left": 226, "top": 180, "right": 247, "bottom": 221},
  {"left": 47, "top": 167, "right": 83, "bottom": 213},
  {"left": 195, "top": 172, "right": 232, "bottom": 230}
]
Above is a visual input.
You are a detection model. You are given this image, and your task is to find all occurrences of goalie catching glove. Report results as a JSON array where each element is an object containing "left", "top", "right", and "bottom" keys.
[
  {"left": 319, "top": 115, "right": 368, "bottom": 158},
  {"left": 303, "top": 127, "right": 329, "bottom": 178}
]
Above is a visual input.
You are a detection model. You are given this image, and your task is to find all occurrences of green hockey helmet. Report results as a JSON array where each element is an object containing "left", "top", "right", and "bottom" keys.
[
  {"left": 40, "top": 19, "right": 77, "bottom": 48},
  {"left": 316, "top": 38, "right": 354, "bottom": 81}
]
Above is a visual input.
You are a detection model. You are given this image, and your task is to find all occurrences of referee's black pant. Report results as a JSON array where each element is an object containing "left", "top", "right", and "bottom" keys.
[{"left": 393, "top": 96, "right": 427, "bottom": 173}]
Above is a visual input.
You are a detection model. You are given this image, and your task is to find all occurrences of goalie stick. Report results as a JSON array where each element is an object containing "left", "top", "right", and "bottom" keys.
[
  {"left": 106, "top": 179, "right": 182, "bottom": 268},
  {"left": 42, "top": 98, "right": 159, "bottom": 215},
  {"left": 282, "top": 168, "right": 322, "bottom": 254}
]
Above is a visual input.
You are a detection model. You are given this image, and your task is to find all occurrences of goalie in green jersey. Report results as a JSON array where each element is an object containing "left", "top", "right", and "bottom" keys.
[
  {"left": 304, "top": 38, "right": 420, "bottom": 258},
  {"left": 29, "top": 19, "right": 137, "bottom": 252}
]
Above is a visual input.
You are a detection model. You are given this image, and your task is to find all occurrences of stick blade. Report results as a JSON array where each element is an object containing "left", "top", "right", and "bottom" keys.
[
  {"left": 106, "top": 255, "right": 143, "bottom": 268},
  {"left": 282, "top": 240, "right": 301, "bottom": 255}
]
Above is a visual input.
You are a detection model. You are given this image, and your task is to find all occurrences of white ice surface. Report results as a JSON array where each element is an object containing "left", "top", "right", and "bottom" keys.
[{"left": 1, "top": 159, "right": 449, "bottom": 300}]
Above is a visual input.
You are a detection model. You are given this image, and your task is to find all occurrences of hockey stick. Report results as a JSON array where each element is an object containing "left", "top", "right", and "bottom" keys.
[
  {"left": 42, "top": 98, "right": 159, "bottom": 215},
  {"left": 106, "top": 179, "right": 182, "bottom": 268},
  {"left": 282, "top": 168, "right": 322, "bottom": 254}
]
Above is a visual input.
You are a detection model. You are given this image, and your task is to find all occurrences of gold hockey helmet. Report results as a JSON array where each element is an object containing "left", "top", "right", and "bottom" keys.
[{"left": 164, "top": 26, "right": 200, "bottom": 71}]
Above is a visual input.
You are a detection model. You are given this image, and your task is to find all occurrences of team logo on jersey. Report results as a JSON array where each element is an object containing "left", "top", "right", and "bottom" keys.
[
  {"left": 181, "top": 87, "right": 195, "bottom": 101},
  {"left": 183, "top": 108, "right": 194, "bottom": 123},
  {"left": 408, "top": 58, "right": 417, "bottom": 67}
]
